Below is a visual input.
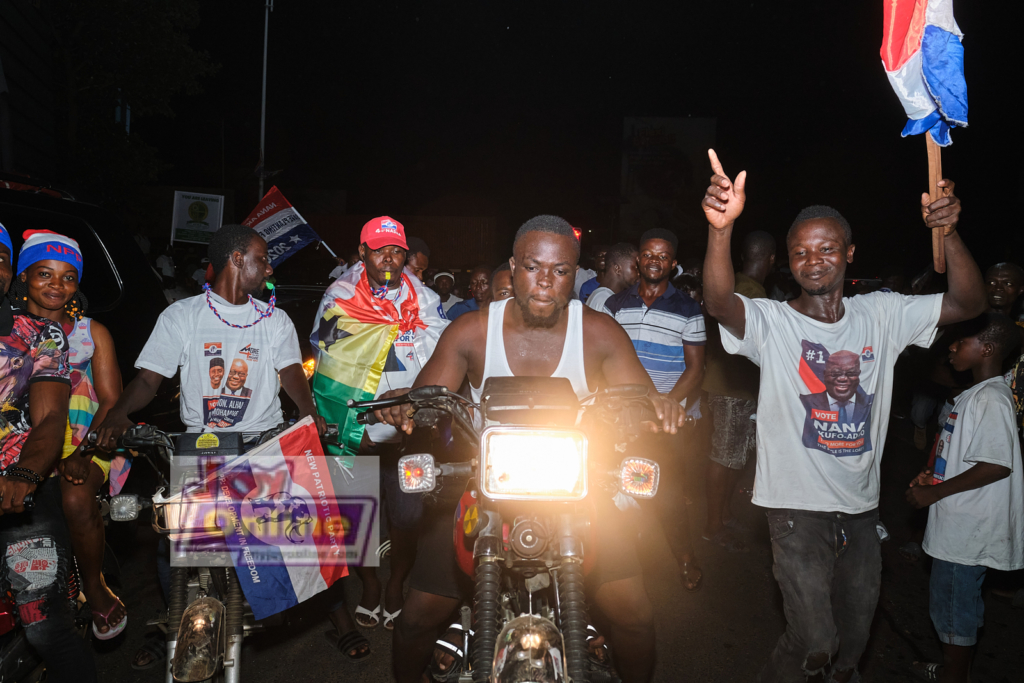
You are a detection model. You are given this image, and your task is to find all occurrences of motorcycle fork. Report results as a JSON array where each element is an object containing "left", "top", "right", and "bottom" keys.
[{"left": 223, "top": 568, "right": 244, "bottom": 683}]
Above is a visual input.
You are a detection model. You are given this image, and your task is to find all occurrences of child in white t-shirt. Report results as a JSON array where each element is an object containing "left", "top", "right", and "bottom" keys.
[{"left": 906, "top": 312, "right": 1024, "bottom": 683}]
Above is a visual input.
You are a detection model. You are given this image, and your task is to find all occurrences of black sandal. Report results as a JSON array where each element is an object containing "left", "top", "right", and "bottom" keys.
[
  {"left": 430, "top": 623, "right": 471, "bottom": 682},
  {"left": 586, "top": 624, "right": 614, "bottom": 674},
  {"left": 324, "top": 629, "right": 372, "bottom": 662},
  {"left": 131, "top": 635, "right": 166, "bottom": 671},
  {"left": 909, "top": 661, "right": 943, "bottom": 681},
  {"left": 681, "top": 561, "right": 703, "bottom": 592}
]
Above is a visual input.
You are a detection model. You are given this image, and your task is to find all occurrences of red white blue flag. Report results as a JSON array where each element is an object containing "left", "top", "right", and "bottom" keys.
[
  {"left": 243, "top": 186, "right": 323, "bottom": 268},
  {"left": 881, "top": 0, "right": 968, "bottom": 146},
  {"left": 188, "top": 418, "right": 349, "bottom": 619}
]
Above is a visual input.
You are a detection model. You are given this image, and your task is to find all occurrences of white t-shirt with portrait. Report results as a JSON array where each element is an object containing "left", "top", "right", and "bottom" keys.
[
  {"left": 721, "top": 292, "right": 943, "bottom": 513},
  {"left": 923, "top": 377, "right": 1024, "bottom": 571},
  {"left": 136, "top": 292, "right": 303, "bottom": 433}
]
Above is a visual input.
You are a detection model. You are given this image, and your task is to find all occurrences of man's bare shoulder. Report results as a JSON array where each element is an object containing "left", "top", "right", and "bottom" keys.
[
  {"left": 439, "top": 308, "right": 488, "bottom": 348},
  {"left": 580, "top": 305, "right": 631, "bottom": 350}
]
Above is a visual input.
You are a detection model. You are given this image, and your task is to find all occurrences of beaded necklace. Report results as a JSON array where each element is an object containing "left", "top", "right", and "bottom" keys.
[{"left": 203, "top": 282, "right": 276, "bottom": 329}]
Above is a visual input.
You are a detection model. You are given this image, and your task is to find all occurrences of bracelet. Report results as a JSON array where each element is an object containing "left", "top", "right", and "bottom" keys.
[{"left": 3, "top": 466, "right": 43, "bottom": 485}]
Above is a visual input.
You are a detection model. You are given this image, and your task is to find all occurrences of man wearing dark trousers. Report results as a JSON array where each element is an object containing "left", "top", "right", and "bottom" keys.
[{"left": 701, "top": 149, "right": 986, "bottom": 682}]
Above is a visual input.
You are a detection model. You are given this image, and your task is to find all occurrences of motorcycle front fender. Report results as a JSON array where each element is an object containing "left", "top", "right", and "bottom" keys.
[
  {"left": 492, "top": 614, "right": 564, "bottom": 683},
  {"left": 171, "top": 597, "right": 225, "bottom": 682}
]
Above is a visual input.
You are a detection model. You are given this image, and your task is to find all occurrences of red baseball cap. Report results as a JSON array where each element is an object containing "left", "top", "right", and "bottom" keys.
[{"left": 360, "top": 216, "right": 408, "bottom": 251}]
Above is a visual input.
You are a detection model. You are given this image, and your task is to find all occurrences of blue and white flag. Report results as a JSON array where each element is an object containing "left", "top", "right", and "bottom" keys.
[{"left": 243, "top": 186, "right": 323, "bottom": 267}]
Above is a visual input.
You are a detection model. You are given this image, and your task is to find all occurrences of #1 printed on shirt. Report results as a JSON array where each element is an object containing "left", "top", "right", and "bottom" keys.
[{"left": 797, "top": 340, "right": 876, "bottom": 457}]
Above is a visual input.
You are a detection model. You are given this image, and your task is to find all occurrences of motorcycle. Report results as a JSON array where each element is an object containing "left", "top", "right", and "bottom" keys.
[
  {"left": 350, "top": 377, "right": 671, "bottom": 683},
  {"left": 119, "top": 421, "right": 341, "bottom": 683}
]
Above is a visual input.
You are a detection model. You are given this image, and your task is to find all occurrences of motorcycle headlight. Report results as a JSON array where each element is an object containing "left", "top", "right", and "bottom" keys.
[
  {"left": 109, "top": 494, "right": 140, "bottom": 522},
  {"left": 618, "top": 457, "right": 660, "bottom": 498},
  {"left": 480, "top": 428, "right": 587, "bottom": 501}
]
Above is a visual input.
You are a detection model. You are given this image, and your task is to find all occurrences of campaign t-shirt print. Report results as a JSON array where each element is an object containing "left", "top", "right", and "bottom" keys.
[
  {"left": 932, "top": 411, "right": 957, "bottom": 483},
  {"left": 204, "top": 343, "right": 258, "bottom": 428},
  {"left": 797, "top": 340, "right": 875, "bottom": 457}
]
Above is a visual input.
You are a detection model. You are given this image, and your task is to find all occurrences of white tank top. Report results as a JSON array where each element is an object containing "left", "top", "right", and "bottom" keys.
[{"left": 470, "top": 298, "right": 593, "bottom": 404}]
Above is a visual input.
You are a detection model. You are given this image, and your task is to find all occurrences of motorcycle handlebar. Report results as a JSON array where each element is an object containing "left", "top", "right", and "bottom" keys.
[{"left": 356, "top": 411, "right": 379, "bottom": 426}]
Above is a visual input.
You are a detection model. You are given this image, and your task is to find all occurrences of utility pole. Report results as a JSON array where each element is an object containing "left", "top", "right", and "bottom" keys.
[{"left": 258, "top": 0, "right": 274, "bottom": 200}]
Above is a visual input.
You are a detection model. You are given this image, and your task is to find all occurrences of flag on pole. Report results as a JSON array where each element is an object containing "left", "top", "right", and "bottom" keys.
[
  {"left": 881, "top": 0, "right": 968, "bottom": 146},
  {"left": 181, "top": 418, "right": 348, "bottom": 620},
  {"left": 242, "top": 186, "right": 323, "bottom": 267}
]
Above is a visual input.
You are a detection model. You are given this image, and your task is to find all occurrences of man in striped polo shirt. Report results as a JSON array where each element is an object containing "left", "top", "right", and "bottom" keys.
[{"left": 604, "top": 227, "right": 706, "bottom": 591}]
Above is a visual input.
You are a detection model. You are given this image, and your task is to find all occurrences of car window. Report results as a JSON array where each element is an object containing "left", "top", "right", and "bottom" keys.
[{"left": 0, "top": 203, "right": 124, "bottom": 313}]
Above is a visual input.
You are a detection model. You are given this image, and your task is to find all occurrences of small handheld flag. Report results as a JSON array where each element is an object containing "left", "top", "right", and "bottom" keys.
[
  {"left": 243, "top": 187, "right": 324, "bottom": 268},
  {"left": 881, "top": 0, "right": 968, "bottom": 147},
  {"left": 881, "top": 0, "right": 966, "bottom": 272}
]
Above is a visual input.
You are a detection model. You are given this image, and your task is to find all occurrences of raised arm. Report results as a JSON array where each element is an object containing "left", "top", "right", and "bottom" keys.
[
  {"left": 923, "top": 180, "right": 987, "bottom": 326},
  {"left": 701, "top": 149, "right": 748, "bottom": 339}
]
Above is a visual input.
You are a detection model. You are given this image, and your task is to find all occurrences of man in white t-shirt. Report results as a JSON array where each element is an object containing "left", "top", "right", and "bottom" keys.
[
  {"left": 433, "top": 272, "right": 462, "bottom": 314},
  {"left": 585, "top": 242, "right": 638, "bottom": 313},
  {"left": 700, "top": 149, "right": 987, "bottom": 683},
  {"left": 95, "top": 224, "right": 326, "bottom": 444},
  {"left": 906, "top": 312, "right": 1023, "bottom": 682}
]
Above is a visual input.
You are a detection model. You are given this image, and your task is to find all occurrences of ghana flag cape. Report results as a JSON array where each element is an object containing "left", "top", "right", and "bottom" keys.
[{"left": 310, "top": 263, "right": 448, "bottom": 455}]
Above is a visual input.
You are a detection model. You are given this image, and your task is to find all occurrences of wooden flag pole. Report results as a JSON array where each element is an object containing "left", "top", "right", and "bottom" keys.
[{"left": 926, "top": 134, "right": 946, "bottom": 273}]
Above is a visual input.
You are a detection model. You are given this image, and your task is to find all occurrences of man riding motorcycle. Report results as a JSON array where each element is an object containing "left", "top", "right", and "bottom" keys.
[
  {"left": 376, "top": 215, "right": 686, "bottom": 683},
  {"left": 92, "top": 224, "right": 328, "bottom": 670},
  {"left": 0, "top": 223, "right": 97, "bottom": 683},
  {"left": 94, "top": 223, "right": 325, "bottom": 444}
]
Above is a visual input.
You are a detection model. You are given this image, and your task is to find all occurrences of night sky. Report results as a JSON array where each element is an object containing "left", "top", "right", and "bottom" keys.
[{"left": 144, "top": 1, "right": 1017, "bottom": 277}]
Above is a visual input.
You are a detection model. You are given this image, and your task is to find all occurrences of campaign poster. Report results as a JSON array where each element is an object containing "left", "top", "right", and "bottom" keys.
[
  {"left": 797, "top": 340, "right": 876, "bottom": 456},
  {"left": 171, "top": 191, "right": 225, "bottom": 244}
]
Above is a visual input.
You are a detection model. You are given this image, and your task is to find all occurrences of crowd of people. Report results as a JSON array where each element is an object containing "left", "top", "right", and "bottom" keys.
[{"left": 1, "top": 148, "right": 1022, "bottom": 683}]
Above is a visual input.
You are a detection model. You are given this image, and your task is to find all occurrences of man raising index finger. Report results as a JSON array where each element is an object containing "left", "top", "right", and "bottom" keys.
[{"left": 700, "top": 149, "right": 986, "bottom": 683}]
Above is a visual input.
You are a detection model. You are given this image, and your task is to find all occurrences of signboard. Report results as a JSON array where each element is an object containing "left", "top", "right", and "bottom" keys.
[
  {"left": 620, "top": 117, "right": 716, "bottom": 241},
  {"left": 171, "top": 191, "right": 225, "bottom": 244}
]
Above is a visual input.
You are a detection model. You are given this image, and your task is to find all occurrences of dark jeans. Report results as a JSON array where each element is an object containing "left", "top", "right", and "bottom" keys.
[
  {"left": 0, "top": 478, "right": 97, "bottom": 683},
  {"left": 756, "top": 508, "right": 881, "bottom": 683}
]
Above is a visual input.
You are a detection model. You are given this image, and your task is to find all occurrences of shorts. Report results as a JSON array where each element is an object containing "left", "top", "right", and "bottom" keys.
[
  {"left": 707, "top": 393, "right": 757, "bottom": 470},
  {"left": 59, "top": 420, "right": 112, "bottom": 481},
  {"left": 929, "top": 558, "right": 987, "bottom": 646},
  {"left": 381, "top": 464, "right": 424, "bottom": 531},
  {"left": 408, "top": 493, "right": 643, "bottom": 600}
]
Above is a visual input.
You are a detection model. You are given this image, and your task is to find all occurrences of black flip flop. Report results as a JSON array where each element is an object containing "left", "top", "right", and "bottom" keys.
[{"left": 324, "top": 629, "right": 372, "bottom": 663}]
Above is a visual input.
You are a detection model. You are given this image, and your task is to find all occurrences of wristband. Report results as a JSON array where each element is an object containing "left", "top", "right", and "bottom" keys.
[{"left": 3, "top": 466, "right": 44, "bottom": 485}]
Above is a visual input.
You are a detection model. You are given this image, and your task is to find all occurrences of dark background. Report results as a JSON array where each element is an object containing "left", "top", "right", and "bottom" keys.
[{"left": 98, "top": 1, "right": 1024, "bottom": 274}]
